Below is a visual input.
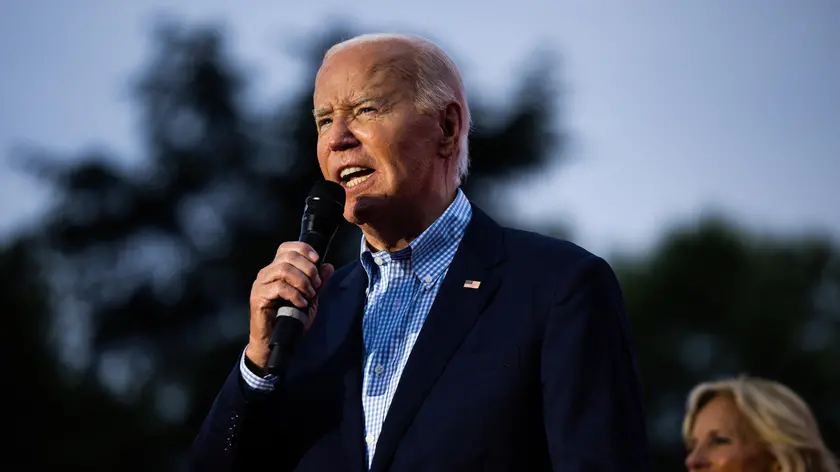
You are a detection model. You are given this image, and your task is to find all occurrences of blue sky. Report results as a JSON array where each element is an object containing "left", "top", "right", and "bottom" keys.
[{"left": 2, "top": 0, "right": 838, "bottom": 256}]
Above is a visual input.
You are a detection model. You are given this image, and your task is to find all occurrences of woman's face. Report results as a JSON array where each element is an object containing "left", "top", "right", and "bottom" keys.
[{"left": 685, "top": 395, "right": 777, "bottom": 472}]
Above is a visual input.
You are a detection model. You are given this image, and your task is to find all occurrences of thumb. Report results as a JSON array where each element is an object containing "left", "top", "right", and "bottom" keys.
[
  {"left": 319, "top": 263, "right": 335, "bottom": 289},
  {"left": 307, "top": 263, "right": 335, "bottom": 331}
]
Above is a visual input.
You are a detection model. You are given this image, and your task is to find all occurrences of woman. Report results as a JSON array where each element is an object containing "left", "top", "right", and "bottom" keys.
[{"left": 683, "top": 375, "right": 838, "bottom": 472}]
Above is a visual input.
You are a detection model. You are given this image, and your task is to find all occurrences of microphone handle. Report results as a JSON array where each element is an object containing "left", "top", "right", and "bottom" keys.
[{"left": 265, "top": 230, "right": 333, "bottom": 376}]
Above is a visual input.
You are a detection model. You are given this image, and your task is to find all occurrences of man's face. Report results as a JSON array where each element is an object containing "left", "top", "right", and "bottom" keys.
[{"left": 313, "top": 42, "right": 447, "bottom": 226}]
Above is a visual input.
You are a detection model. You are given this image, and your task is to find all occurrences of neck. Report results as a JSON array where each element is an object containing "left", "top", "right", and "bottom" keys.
[{"left": 361, "top": 188, "right": 458, "bottom": 253}]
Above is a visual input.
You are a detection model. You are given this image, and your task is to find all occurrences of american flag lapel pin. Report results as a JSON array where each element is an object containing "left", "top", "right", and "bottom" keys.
[{"left": 463, "top": 280, "right": 481, "bottom": 289}]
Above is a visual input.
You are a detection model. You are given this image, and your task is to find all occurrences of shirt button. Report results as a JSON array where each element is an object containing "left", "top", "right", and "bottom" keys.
[
  {"left": 374, "top": 257, "right": 383, "bottom": 265},
  {"left": 366, "top": 434, "right": 375, "bottom": 445},
  {"left": 423, "top": 275, "right": 432, "bottom": 283},
  {"left": 375, "top": 365, "right": 384, "bottom": 376}
]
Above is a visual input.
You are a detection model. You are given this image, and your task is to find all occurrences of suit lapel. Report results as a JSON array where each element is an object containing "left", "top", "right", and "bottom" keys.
[
  {"left": 332, "top": 263, "right": 368, "bottom": 472},
  {"left": 370, "top": 205, "right": 506, "bottom": 472}
]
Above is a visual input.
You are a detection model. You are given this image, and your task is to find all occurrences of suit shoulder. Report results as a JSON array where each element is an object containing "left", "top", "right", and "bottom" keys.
[
  {"left": 501, "top": 226, "right": 601, "bottom": 266},
  {"left": 500, "top": 227, "right": 624, "bottom": 309}
]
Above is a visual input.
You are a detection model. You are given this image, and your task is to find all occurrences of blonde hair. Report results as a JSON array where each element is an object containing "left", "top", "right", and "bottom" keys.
[
  {"left": 323, "top": 33, "right": 472, "bottom": 186},
  {"left": 683, "top": 375, "right": 839, "bottom": 472}
]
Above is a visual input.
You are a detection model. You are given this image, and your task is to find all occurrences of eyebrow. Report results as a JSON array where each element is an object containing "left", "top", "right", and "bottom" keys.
[{"left": 312, "top": 96, "right": 379, "bottom": 119}]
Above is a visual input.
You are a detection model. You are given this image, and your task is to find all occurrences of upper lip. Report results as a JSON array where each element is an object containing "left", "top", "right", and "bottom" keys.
[{"left": 333, "top": 161, "right": 376, "bottom": 182}]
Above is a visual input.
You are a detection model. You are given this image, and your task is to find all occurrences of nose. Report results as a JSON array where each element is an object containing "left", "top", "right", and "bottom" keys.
[
  {"left": 328, "top": 117, "right": 361, "bottom": 153},
  {"left": 685, "top": 448, "right": 709, "bottom": 471}
]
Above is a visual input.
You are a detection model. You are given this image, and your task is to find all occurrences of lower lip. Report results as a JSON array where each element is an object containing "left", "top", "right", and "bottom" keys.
[{"left": 342, "top": 172, "right": 376, "bottom": 193}]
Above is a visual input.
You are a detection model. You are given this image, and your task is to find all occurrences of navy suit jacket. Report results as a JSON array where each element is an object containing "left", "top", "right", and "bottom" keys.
[{"left": 190, "top": 205, "right": 650, "bottom": 471}]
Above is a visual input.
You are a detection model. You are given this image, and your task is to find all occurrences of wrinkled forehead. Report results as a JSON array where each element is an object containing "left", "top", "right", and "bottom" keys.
[{"left": 313, "top": 43, "right": 415, "bottom": 107}]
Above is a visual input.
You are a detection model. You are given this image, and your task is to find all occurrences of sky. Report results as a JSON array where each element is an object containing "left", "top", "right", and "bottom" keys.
[{"left": 2, "top": 0, "right": 839, "bottom": 256}]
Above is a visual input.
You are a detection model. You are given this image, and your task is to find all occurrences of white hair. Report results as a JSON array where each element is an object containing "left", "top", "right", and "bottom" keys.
[{"left": 323, "top": 33, "right": 472, "bottom": 186}]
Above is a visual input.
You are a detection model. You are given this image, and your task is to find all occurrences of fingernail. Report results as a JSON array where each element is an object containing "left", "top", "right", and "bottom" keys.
[
  {"left": 314, "top": 275, "right": 322, "bottom": 288},
  {"left": 309, "top": 251, "right": 318, "bottom": 261}
]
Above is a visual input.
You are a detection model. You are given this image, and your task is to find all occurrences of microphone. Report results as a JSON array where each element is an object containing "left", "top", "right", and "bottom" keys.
[{"left": 266, "top": 180, "right": 346, "bottom": 376}]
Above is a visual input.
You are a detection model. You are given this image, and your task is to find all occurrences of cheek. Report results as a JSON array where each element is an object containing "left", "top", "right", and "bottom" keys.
[
  {"left": 394, "top": 126, "right": 439, "bottom": 173},
  {"left": 360, "top": 118, "right": 439, "bottom": 183},
  {"left": 739, "top": 448, "right": 775, "bottom": 472},
  {"left": 712, "top": 454, "right": 734, "bottom": 470},
  {"left": 710, "top": 448, "right": 765, "bottom": 472},
  {"left": 365, "top": 131, "right": 419, "bottom": 179},
  {"left": 316, "top": 140, "right": 327, "bottom": 172}
]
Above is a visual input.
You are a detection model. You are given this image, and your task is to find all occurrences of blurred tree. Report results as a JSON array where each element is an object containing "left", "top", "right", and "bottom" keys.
[
  {"left": 613, "top": 217, "right": 840, "bottom": 470},
  {"left": 10, "top": 20, "right": 565, "bottom": 470},
  {"left": 2, "top": 238, "right": 175, "bottom": 470}
]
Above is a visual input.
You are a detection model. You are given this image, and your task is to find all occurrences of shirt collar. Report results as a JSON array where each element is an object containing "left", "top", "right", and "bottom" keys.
[{"left": 359, "top": 188, "right": 472, "bottom": 286}]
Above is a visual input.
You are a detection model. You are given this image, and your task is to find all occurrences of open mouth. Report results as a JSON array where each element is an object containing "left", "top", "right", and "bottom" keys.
[{"left": 339, "top": 166, "right": 376, "bottom": 188}]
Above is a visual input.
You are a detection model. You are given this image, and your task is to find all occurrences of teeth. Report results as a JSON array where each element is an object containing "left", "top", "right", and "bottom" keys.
[
  {"left": 340, "top": 166, "right": 369, "bottom": 179},
  {"left": 346, "top": 173, "right": 372, "bottom": 188}
]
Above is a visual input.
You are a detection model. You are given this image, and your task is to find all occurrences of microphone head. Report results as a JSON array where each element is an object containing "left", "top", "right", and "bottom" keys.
[
  {"left": 300, "top": 180, "right": 346, "bottom": 251},
  {"left": 308, "top": 180, "right": 346, "bottom": 208}
]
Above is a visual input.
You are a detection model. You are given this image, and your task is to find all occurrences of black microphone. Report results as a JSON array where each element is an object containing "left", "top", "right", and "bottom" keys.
[{"left": 266, "top": 180, "right": 346, "bottom": 376}]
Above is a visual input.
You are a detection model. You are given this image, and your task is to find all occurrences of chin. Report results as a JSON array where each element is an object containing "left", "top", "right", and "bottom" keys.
[
  {"left": 345, "top": 194, "right": 390, "bottom": 227},
  {"left": 343, "top": 206, "right": 360, "bottom": 226}
]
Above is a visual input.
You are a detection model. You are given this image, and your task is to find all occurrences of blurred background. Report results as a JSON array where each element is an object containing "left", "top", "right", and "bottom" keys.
[{"left": 2, "top": 1, "right": 838, "bottom": 470}]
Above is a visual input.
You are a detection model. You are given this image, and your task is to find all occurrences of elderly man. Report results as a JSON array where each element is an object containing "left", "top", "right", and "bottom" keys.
[{"left": 190, "top": 33, "right": 650, "bottom": 472}]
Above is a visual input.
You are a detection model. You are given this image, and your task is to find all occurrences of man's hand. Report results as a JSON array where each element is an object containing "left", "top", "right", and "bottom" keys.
[{"left": 246, "top": 241, "right": 335, "bottom": 374}]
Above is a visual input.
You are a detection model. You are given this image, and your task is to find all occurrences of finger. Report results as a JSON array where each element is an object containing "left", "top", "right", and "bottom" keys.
[
  {"left": 264, "top": 253, "right": 321, "bottom": 288},
  {"left": 260, "top": 282, "right": 309, "bottom": 309},
  {"left": 257, "top": 260, "right": 317, "bottom": 298},
  {"left": 275, "top": 241, "right": 319, "bottom": 263},
  {"left": 278, "top": 263, "right": 318, "bottom": 298},
  {"left": 273, "top": 250, "right": 321, "bottom": 286}
]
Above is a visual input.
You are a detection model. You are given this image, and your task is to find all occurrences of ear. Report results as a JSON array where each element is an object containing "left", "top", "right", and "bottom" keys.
[{"left": 437, "top": 101, "right": 462, "bottom": 159}]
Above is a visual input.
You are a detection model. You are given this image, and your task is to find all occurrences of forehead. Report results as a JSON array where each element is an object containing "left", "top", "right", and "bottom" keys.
[
  {"left": 313, "top": 42, "right": 414, "bottom": 107},
  {"left": 693, "top": 395, "right": 743, "bottom": 434}
]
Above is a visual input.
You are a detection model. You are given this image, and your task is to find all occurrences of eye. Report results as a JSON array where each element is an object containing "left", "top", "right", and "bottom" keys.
[
  {"left": 710, "top": 435, "right": 732, "bottom": 446},
  {"left": 318, "top": 118, "right": 332, "bottom": 128},
  {"left": 358, "top": 106, "right": 376, "bottom": 114}
]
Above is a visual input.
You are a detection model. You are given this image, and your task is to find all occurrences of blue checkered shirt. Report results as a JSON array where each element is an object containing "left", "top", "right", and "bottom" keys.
[{"left": 240, "top": 189, "right": 473, "bottom": 468}]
